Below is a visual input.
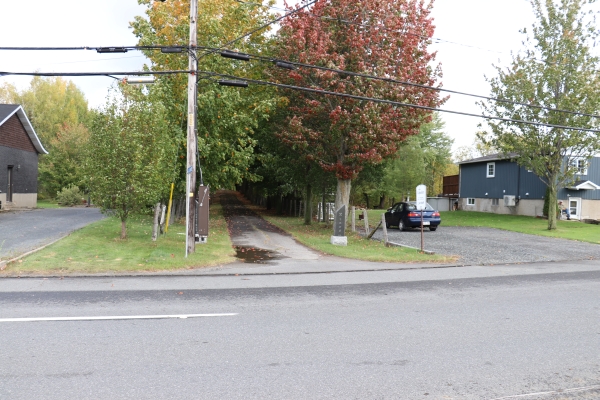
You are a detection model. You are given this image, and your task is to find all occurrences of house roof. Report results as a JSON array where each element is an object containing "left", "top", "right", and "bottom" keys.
[
  {"left": 0, "top": 104, "right": 48, "bottom": 154},
  {"left": 567, "top": 180, "right": 600, "bottom": 190},
  {"left": 458, "top": 152, "right": 518, "bottom": 165}
]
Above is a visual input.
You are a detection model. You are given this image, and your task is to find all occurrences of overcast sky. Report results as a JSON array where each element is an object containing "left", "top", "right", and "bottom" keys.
[{"left": 0, "top": 0, "right": 539, "bottom": 152}]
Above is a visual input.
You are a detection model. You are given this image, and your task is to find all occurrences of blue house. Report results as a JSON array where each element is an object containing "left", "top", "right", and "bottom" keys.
[{"left": 457, "top": 153, "right": 600, "bottom": 220}]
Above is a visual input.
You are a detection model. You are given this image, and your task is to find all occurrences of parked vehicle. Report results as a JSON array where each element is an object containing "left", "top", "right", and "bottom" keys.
[{"left": 384, "top": 201, "right": 441, "bottom": 231}]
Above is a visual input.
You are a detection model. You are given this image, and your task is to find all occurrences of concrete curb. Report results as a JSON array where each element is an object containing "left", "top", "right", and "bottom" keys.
[
  {"left": 0, "top": 258, "right": 578, "bottom": 279},
  {"left": 0, "top": 234, "right": 71, "bottom": 271}
]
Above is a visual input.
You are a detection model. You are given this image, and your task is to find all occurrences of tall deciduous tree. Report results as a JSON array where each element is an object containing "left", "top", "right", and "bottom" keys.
[
  {"left": 1, "top": 77, "right": 90, "bottom": 197},
  {"left": 273, "top": 0, "right": 444, "bottom": 213},
  {"left": 40, "top": 122, "right": 90, "bottom": 197},
  {"left": 131, "top": 0, "right": 277, "bottom": 191},
  {"left": 480, "top": 0, "right": 600, "bottom": 230},
  {"left": 83, "top": 86, "right": 179, "bottom": 239}
]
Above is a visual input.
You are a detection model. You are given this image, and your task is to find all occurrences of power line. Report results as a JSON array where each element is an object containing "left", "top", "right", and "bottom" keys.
[
  {"left": 0, "top": 70, "right": 191, "bottom": 77},
  {"left": 196, "top": 0, "right": 318, "bottom": 60},
  {"left": 2, "top": 67, "right": 598, "bottom": 133},
  {"left": 227, "top": 50, "right": 600, "bottom": 121},
  {"left": 3, "top": 46, "right": 598, "bottom": 120},
  {"left": 207, "top": 71, "right": 600, "bottom": 134}
]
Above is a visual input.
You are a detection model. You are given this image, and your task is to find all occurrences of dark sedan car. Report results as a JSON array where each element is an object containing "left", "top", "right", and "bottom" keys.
[{"left": 384, "top": 201, "right": 441, "bottom": 231}]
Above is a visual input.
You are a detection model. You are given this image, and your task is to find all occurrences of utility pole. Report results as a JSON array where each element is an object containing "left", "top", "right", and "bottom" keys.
[{"left": 185, "top": 0, "right": 198, "bottom": 256}]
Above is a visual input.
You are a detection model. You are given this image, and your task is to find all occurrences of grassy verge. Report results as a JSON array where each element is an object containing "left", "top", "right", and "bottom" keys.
[
  {"left": 262, "top": 213, "right": 457, "bottom": 263},
  {"left": 36, "top": 199, "right": 61, "bottom": 209},
  {"left": 364, "top": 208, "right": 600, "bottom": 244},
  {"left": 3, "top": 200, "right": 236, "bottom": 275}
]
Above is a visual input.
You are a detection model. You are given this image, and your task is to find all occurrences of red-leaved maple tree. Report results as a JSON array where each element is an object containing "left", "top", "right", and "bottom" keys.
[{"left": 273, "top": 0, "right": 445, "bottom": 212}]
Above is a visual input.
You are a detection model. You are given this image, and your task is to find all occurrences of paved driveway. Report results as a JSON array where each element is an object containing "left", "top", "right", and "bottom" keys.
[
  {"left": 0, "top": 208, "right": 105, "bottom": 259},
  {"left": 220, "top": 191, "right": 319, "bottom": 263},
  {"left": 371, "top": 225, "right": 600, "bottom": 265}
]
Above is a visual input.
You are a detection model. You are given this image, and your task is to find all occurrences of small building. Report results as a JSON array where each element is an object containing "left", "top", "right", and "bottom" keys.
[
  {"left": 457, "top": 153, "right": 600, "bottom": 220},
  {"left": 0, "top": 104, "right": 47, "bottom": 209}
]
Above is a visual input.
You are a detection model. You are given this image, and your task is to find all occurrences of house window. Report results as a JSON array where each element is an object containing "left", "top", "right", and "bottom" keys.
[
  {"left": 467, "top": 198, "right": 475, "bottom": 205},
  {"left": 491, "top": 198, "right": 499, "bottom": 206},
  {"left": 486, "top": 162, "right": 495, "bottom": 178},
  {"left": 569, "top": 158, "right": 588, "bottom": 175}
]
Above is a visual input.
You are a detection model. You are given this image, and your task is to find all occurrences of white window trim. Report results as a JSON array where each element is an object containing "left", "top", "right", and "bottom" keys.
[
  {"left": 486, "top": 162, "right": 495, "bottom": 178},
  {"left": 467, "top": 198, "right": 475, "bottom": 205},
  {"left": 571, "top": 157, "right": 588, "bottom": 175}
]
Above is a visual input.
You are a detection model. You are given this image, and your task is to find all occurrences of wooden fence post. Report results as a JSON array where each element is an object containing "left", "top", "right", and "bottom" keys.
[{"left": 381, "top": 213, "right": 388, "bottom": 245}]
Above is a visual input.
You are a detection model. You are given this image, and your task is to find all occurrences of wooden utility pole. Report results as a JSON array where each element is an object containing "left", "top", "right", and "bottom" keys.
[{"left": 185, "top": 0, "right": 198, "bottom": 256}]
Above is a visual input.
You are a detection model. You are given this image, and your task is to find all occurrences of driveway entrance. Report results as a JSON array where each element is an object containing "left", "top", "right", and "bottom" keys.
[{"left": 0, "top": 208, "right": 105, "bottom": 260}]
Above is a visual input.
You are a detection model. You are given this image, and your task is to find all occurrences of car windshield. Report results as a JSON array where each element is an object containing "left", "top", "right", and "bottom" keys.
[{"left": 407, "top": 202, "right": 434, "bottom": 211}]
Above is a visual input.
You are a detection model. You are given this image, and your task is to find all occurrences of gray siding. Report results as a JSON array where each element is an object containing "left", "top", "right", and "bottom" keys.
[
  {"left": 460, "top": 160, "right": 546, "bottom": 200},
  {"left": 558, "top": 157, "right": 600, "bottom": 200},
  {"left": 0, "top": 145, "right": 39, "bottom": 194},
  {"left": 461, "top": 157, "right": 600, "bottom": 201}
]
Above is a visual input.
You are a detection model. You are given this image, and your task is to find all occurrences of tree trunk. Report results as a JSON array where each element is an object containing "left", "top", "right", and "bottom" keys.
[
  {"left": 322, "top": 188, "right": 326, "bottom": 222},
  {"left": 335, "top": 178, "right": 352, "bottom": 214},
  {"left": 363, "top": 193, "right": 370, "bottom": 209},
  {"left": 547, "top": 183, "right": 558, "bottom": 230},
  {"left": 121, "top": 219, "right": 127, "bottom": 239},
  {"left": 304, "top": 183, "right": 312, "bottom": 225}
]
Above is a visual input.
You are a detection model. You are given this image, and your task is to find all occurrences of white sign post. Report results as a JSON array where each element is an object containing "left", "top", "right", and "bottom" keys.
[{"left": 416, "top": 184, "right": 427, "bottom": 252}]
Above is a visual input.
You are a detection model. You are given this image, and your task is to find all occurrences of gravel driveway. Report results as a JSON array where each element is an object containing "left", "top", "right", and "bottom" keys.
[
  {"left": 0, "top": 208, "right": 105, "bottom": 260},
  {"left": 370, "top": 225, "right": 600, "bottom": 265}
]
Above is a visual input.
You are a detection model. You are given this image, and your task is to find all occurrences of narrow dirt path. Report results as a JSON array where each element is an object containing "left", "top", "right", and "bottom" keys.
[{"left": 219, "top": 191, "right": 319, "bottom": 262}]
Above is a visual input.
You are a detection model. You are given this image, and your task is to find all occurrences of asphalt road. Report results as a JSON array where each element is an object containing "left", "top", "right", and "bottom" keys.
[
  {"left": 0, "top": 208, "right": 105, "bottom": 260},
  {"left": 1, "top": 263, "right": 599, "bottom": 399}
]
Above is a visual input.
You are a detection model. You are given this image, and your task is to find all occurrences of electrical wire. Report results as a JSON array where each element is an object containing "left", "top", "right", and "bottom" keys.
[
  {"left": 0, "top": 70, "right": 191, "bottom": 77},
  {"left": 196, "top": 0, "right": 318, "bottom": 59},
  {"left": 224, "top": 50, "right": 600, "bottom": 121},
  {"left": 4, "top": 45, "right": 596, "bottom": 120},
  {"left": 2, "top": 67, "right": 598, "bottom": 133},
  {"left": 207, "top": 70, "right": 600, "bottom": 134}
]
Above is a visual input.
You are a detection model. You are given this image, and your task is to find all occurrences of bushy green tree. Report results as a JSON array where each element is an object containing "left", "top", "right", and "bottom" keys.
[
  {"left": 39, "top": 123, "right": 90, "bottom": 197},
  {"left": 1, "top": 77, "right": 90, "bottom": 197},
  {"left": 359, "top": 113, "right": 453, "bottom": 206},
  {"left": 83, "top": 86, "right": 179, "bottom": 239},
  {"left": 131, "top": 0, "right": 277, "bottom": 191},
  {"left": 480, "top": 0, "right": 600, "bottom": 230}
]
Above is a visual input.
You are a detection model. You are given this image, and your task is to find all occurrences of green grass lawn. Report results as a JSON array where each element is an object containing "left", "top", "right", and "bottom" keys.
[
  {"left": 262, "top": 213, "right": 457, "bottom": 263},
  {"left": 364, "top": 208, "right": 600, "bottom": 244},
  {"left": 3, "top": 201, "right": 236, "bottom": 275},
  {"left": 10, "top": 195, "right": 598, "bottom": 275},
  {"left": 36, "top": 199, "right": 61, "bottom": 209}
]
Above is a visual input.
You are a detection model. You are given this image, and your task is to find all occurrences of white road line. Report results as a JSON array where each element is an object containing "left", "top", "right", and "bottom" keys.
[
  {"left": 491, "top": 384, "right": 600, "bottom": 399},
  {"left": 0, "top": 313, "right": 238, "bottom": 322}
]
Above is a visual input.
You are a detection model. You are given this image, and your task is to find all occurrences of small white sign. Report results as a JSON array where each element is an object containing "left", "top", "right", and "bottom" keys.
[{"left": 416, "top": 184, "right": 427, "bottom": 211}]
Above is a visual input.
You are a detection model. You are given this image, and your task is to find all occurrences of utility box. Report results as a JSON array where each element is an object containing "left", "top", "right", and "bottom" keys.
[
  {"left": 195, "top": 185, "right": 209, "bottom": 244},
  {"left": 504, "top": 195, "right": 516, "bottom": 207}
]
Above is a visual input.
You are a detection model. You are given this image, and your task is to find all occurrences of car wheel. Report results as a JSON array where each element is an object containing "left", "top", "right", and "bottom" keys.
[
  {"left": 398, "top": 220, "right": 405, "bottom": 231},
  {"left": 429, "top": 227, "right": 437, "bottom": 231},
  {"left": 385, "top": 219, "right": 390, "bottom": 229}
]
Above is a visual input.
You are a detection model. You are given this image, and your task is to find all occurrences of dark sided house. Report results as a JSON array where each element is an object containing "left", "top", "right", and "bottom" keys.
[
  {"left": 0, "top": 104, "right": 47, "bottom": 209},
  {"left": 457, "top": 153, "right": 600, "bottom": 220}
]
